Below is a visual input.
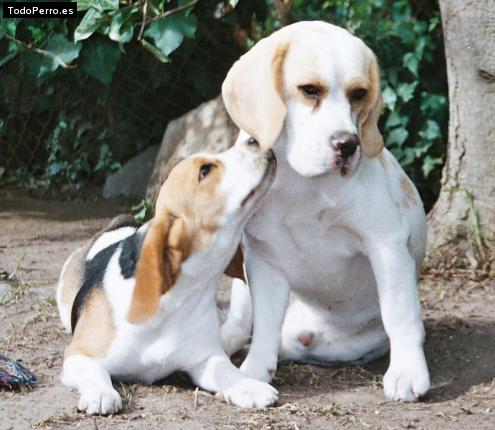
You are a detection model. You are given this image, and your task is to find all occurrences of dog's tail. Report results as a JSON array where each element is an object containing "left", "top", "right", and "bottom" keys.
[{"left": 56, "top": 246, "right": 86, "bottom": 333}]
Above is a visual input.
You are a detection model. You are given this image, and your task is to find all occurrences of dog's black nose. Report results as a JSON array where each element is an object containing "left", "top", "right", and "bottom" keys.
[{"left": 330, "top": 131, "right": 359, "bottom": 157}]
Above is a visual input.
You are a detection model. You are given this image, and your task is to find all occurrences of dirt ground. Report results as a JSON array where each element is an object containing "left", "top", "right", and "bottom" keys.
[{"left": 0, "top": 190, "right": 494, "bottom": 430}]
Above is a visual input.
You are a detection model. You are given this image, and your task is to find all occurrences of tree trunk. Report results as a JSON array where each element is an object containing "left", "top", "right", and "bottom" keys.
[
  {"left": 427, "top": 0, "right": 495, "bottom": 271},
  {"left": 273, "top": 0, "right": 292, "bottom": 26}
]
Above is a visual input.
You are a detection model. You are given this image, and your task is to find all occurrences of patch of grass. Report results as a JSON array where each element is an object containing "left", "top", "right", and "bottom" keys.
[
  {"left": 33, "top": 412, "right": 83, "bottom": 428},
  {"left": 26, "top": 297, "right": 58, "bottom": 326},
  {"left": 274, "top": 363, "right": 320, "bottom": 386},
  {"left": 0, "top": 321, "right": 18, "bottom": 351},
  {"left": 0, "top": 251, "right": 32, "bottom": 304},
  {"left": 279, "top": 400, "right": 345, "bottom": 417},
  {"left": 116, "top": 382, "right": 139, "bottom": 412},
  {"left": 7, "top": 250, "right": 27, "bottom": 281},
  {"left": 309, "top": 400, "right": 343, "bottom": 417},
  {"left": 349, "top": 366, "right": 383, "bottom": 389}
]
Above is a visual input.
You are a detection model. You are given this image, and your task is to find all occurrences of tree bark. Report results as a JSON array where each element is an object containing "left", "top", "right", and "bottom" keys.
[
  {"left": 274, "top": 0, "right": 292, "bottom": 27},
  {"left": 427, "top": 0, "right": 495, "bottom": 271}
]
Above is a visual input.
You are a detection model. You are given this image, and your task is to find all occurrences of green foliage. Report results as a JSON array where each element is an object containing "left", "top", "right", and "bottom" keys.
[
  {"left": 144, "top": 12, "right": 198, "bottom": 59},
  {"left": 79, "top": 37, "right": 121, "bottom": 83},
  {"left": 0, "top": 1, "right": 261, "bottom": 188},
  {"left": 264, "top": 0, "right": 447, "bottom": 209},
  {"left": 0, "top": 0, "right": 447, "bottom": 209},
  {"left": 132, "top": 197, "right": 155, "bottom": 224},
  {"left": 28, "top": 34, "right": 82, "bottom": 77}
]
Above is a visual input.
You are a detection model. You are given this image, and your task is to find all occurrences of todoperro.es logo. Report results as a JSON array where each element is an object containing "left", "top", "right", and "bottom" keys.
[{"left": 3, "top": 2, "right": 77, "bottom": 18}]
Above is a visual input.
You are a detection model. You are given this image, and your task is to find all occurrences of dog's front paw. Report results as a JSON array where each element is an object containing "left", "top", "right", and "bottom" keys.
[
  {"left": 240, "top": 355, "right": 277, "bottom": 383},
  {"left": 384, "top": 351, "right": 430, "bottom": 402},
  {"left": 222, "top": 378, "right": 278, "bottom": 409},
  {"left": 78, "top": 386, "right": 123, "bottom": 415}
]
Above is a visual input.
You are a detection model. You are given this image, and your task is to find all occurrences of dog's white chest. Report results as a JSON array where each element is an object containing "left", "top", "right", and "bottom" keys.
[{"left": 246, "top": 186, "right": 374, "bottom": 306}]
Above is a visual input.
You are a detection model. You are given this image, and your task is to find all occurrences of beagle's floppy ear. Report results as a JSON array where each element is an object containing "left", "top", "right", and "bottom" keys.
[
  {"left": 127, "top": 216, "right": 190, "bottom": 324},
  {"left": 359, "top": 53, "right": 384, "bottom": 158},
  {"left": 222, "top": 35, "right": 291, "bottom": 150},
  {"left": 224, "top": 245, "right": 245, "bottom": 282}
]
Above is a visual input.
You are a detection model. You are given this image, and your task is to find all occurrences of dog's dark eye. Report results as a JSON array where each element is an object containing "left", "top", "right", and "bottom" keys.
[
  {"left": 198, "top": 163, "right": 214, "bottom": 181},
  {"left": 350, "top": 88, "right": 367, "bottom": 101},
  {"left": 247, "top": 137, "right": 258, "bottom": 146},
  {"left": 299, "top": 85, "right": 320, "bottom": 98}
]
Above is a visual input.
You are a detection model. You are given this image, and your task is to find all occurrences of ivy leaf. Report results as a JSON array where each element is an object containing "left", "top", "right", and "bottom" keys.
[
  {"left": 396, "top": 25, "right": 415, "bottom": 45},
  {"left": 428, "top": 17, "right": 440, "bottom": 32},
  {"left": 419, "top": 119, "right": 441, "bottom": 141},
  {"left": 397, "top": 81, "right": 418, "bottom": 102},
  {"left": 28, "top": 34, "right": 82, "bottom": 77},
  {"left": 74, "top": 8, "right": 105, "bottom": 41},
  {"left": 386, "top": 68, "right": 399, "bottom": 87},
  {"left": 381, "top": 86, "right": 397, "bottom": 110},
  {"left": 402, "top": 52, "right": 418, "bottom": 77},
  {"left": 109, "top": 7, "right": 136, "bottom": 43},
  {"left": 0, "top": 18, "right": 19, "bottom": 39},
  {"left": 144, "top": 12, "right": 197, "bottom": 57},
  {"left": 79, "top": 38, "right": 121, "bottom": 83},
  {"left": 94, "top": 143, "right": 112, "bottom": 172},
  {"left": 384, "top": 111, "right": 408, "bottom": 129},
  {"left": 28, "top": 26, "right": 47, "bottom": 43},
  {"left": 401, "top": 147, "right": 416, "bottom": 166},
  {"left": 386, "top": 127, "right": 408, "bottom": 147},
  {"left": 77, "top": 0, "right": 118, "bottom": 13},
  {"left": 47, "top": 162, "right": 64, "bottom": 176},
  {"left": 420, "top": 93, "right": 447, "bottom": 115},
  {"left": 422, "top": 155, "right": 443, "bottom": 177}
]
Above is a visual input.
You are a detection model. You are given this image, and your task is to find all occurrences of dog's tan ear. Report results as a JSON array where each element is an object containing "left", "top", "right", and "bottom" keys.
[
  {"left": 127, "top": 216, "right": 189, "bottom": 324},
  {"left": 222, "top": 36, "right": 291, "bottom": 150},
  {"left": 224, "top": 245, "right": 245, "bottom": 282},
  {"left": 359, "top": 53, "right": 384, "bottom": 158}
]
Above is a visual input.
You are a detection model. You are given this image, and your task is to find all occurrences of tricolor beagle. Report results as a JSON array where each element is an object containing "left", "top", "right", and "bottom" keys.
[
  {"left": 56, "top": 139, "right": 277, "bottom": 414},
  {"left": 221, "top": 21, "right": 430, "bottom": 402}
]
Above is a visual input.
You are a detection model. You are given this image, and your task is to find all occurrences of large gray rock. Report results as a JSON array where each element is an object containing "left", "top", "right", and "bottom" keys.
[
  {"left": 146, "top": 96, "right": 239, "bottom": 198},
  {"left": 103, "top": 145, "right": 159, "bottom": 199}
]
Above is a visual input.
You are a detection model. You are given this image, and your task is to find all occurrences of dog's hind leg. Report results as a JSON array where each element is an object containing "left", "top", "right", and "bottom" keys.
[
  {"left": 220, "top": 278, "right": 252, "bottom": 357},
  {"left": 62, "top": 288, "right": 121, "bottom": 415}
]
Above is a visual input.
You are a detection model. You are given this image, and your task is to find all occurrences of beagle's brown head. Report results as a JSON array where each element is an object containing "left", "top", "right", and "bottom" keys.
[
  {"left": 222, "top": 21, "right": 384, "bottom": 178},
  {"left": 127, "top": 139, "right": 276, "bottom": 323}
]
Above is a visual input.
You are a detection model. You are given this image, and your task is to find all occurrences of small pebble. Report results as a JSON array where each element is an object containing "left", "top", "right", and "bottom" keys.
[{"left": 0, "top": 283, "right": 13, "bottom": 295}]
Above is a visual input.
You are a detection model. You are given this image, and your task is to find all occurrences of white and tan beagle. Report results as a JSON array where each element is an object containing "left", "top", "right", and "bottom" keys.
[
  {"left": 221, "top": 21, "right": 430, "bottom": 402},
  {"left": 56, "top": 140, "right": 278, "bottom": 415}
]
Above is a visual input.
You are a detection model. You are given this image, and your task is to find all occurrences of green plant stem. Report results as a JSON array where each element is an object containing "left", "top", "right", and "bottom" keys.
[
  {"left": 145, "top": 0, "right": 199, "bottom": 25},
  {"left": 137, "top": 0, "right": 149, "bottom": 40},
  {"left": 8, "top": 250, "right": 27, "bottom": 281},
  {"left": 3, "top": 34, "right": 76, "bottom": 69}
]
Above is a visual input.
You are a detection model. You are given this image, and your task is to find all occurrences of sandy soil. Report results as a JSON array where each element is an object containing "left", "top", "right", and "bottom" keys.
[{"left": 0, "top": 191, "right": 494, "bottom": 430}]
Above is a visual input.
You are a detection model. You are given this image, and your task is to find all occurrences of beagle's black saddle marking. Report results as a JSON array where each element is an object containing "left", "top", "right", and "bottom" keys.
[{"left": 70, "top": 218, "right": 145, "bottom": 333}]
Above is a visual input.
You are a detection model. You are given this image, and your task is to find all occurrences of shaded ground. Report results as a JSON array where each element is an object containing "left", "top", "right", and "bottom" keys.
[{"left": 0, "top": 191, "right": 494, "bottom": 430}]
